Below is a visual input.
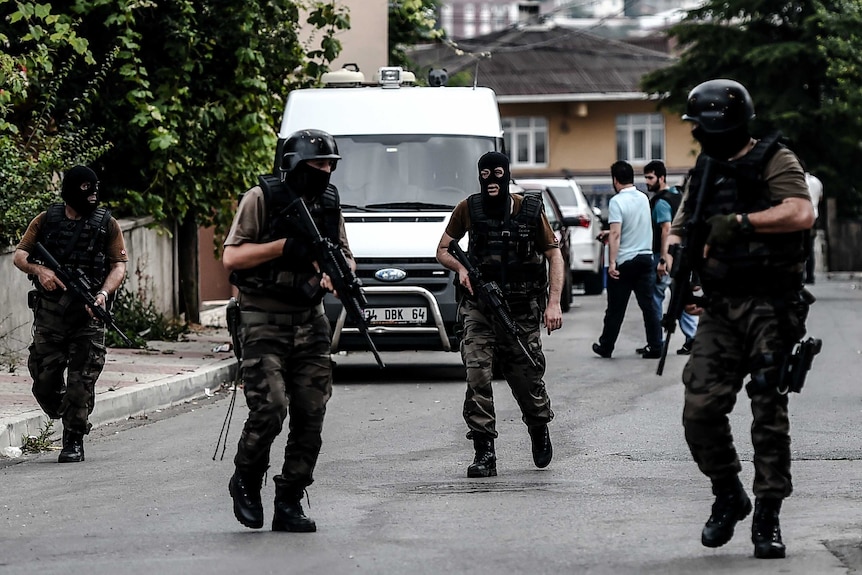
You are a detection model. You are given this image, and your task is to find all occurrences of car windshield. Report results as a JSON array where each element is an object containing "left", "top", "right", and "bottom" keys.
[{"left": 330, "top": 135, "right": 497, "bottom": 211}]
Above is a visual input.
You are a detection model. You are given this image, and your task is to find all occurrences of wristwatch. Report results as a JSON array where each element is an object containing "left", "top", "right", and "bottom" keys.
[
  {"left": 97, "top": 290, "right": 109, "bottom": 299},
  {"left": 739, "top": 213, "right": 754, "bottom": 234}
]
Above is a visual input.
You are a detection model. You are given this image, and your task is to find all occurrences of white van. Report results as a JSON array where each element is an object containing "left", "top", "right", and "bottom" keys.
[{"left": 276, "top": 66, "right": 504, "bottom": 355}]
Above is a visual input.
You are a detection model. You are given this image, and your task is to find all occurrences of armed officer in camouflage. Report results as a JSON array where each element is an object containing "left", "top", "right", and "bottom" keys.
[
  {"left": 14, "top": 165, "right": 128, "bottom": 463},
  {"left": 436, "top": 151, "right": 564, "bottom": 478},
  {"left": 223, "top": 129, "right": 353, "bottom": 533},
  {"left": 669, "top": 80, "right": 815, "bottom": 559}
]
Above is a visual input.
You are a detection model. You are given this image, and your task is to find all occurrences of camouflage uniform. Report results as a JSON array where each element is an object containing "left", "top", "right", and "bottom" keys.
[
  {"left": 225, "top": 129, "right": 346, "bottom": 531},
  {"left": 460, "top": 296, "right": 552, "bottom": 438},
  {"left": 16, "top": 198, "right": 127, "bottom": 441},
  {"left": 233, "top": 309, "right": 332, "bottom": 489},
  {"left": 29, "top": 295, "right": 107, "bottom": 434},
  {"left": 682, "top": 292, "right": 808, "bottom": 499},
  {"left": 449, "top": 191, "right": 558, "bottom": 440},
  {"left": 676, "top": 142, "right": 812, "bottom": 500}
]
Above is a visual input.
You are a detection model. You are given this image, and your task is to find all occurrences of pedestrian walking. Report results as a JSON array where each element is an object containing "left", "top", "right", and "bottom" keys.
[
  {"left": 803, "top": 166, "right": 823, "bottom": 285},
  {"left": 435, "top": 151, "right": 564, "bottom": 478},
  {"left": 591, "top": 161, "right": 663, "bottom": 359},
  {"left": 13, "top": 165, "right": 128, "bottom": 463},
  {"left": 641, "top": 160, "right": 698, "bottom": 355},
  {"left": 223, "top": 129, "right": 351, "bottom": 533},
  {"left": 672, "top": 78, "right": 816, "bottom": 559}
]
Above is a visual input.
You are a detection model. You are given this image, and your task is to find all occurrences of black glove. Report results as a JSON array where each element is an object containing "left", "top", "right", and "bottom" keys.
[
  {"left": 281, "top": 237, "right": 310, "bottom": 260},
  {"left": 706, "top": 213, "right": 742, "bottom": 246}
]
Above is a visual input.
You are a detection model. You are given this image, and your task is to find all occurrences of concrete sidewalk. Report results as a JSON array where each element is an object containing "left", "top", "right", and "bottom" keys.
[{"left": 0, "top": 310, "right": 237, "bottom": 451}]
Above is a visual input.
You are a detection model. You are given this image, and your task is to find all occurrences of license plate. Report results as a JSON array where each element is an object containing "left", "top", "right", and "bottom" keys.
[{"left": 364, "top": 307, "right": 427, "bottom": 325}]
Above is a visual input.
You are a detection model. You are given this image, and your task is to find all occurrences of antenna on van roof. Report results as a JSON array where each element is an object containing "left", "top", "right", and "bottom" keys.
[{"left": 472, "top": 52, "right": 491, "bottom": 89}]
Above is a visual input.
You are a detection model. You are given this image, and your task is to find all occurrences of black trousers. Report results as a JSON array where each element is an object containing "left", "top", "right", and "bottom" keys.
[{"left": 598, "top": 253, "right": 662, "bottom": 352}]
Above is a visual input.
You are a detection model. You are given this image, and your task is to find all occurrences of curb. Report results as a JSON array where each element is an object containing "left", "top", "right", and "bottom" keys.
[
  {"left": 825, "top": 272, "right": 862, "bottom": 281},
  {"left": 1, "top": 358, "right": 237, "bottom": 450}
]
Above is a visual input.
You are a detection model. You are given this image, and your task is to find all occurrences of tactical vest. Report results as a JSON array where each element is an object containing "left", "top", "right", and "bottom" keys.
[
  {"left": 650, "top": 187, "right": 682, "bottom": 254},
  {"left": 467, "top": 192, "right": 548, "bottom": 297},
  {"left": 37, "top": 204, "right": 111, "bottom": 295},
  {"left": 230, "top": 175, "right": 342, "bottom": 306},
  {"left": 685, "top": 133, "right": 807, "bottom": 295}
]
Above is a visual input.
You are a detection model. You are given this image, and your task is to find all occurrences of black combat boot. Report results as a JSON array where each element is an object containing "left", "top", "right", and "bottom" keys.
[
  {"left": 228, "top": 469, "right": 265, "bottom": 529},
  {"left": 701, "top": 475, "right": 752, "bottom": 547},
  {"left": 752, "top": 498, "right": 786, "bottom": 559},
  {"left": 467, "top": 436, "right": 497, "bottom": 478},
  {"left": 528, "top": 424, "right": 553, "bottom": 468},
  {"left": 272, "top": 476, "right": 316, "bottom": 532},
  {"left": 58, "top": 429, "right": 85, "bottom": 463}
]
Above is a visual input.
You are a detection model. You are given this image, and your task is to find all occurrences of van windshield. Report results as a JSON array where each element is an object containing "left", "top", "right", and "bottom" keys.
[{"left": 331, "top": 135, "right": 497, "bottom": 211}]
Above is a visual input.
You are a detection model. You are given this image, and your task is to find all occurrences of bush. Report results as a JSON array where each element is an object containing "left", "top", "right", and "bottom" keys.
[{"left": 107, "top": 286, "right": 188, "bottom": 349}]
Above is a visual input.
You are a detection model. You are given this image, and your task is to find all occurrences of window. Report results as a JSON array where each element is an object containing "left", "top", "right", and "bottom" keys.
[
  {"left": 616, "top": 113, "right": 664, "bottom": 163},
  {"left": 502, "top": 117, "right": 548, "bottom": 168},
  {"left": 463, "top": 4, "right": 475, "bottom": 38}
]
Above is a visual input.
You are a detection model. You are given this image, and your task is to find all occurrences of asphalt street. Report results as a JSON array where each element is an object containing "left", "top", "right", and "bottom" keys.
[{"left": 0, "top": 277, "right": 861, "bottom": 575}]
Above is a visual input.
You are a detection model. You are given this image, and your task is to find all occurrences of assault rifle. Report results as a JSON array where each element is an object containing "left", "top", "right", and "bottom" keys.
[
  {"left": 281, "top": 188, "right": 385, "bottom": 369},
  {"left": 448, "top": 240, "right": 538, "bottom": 368},
  {"left": 657, "top": 156, "right": 714, "bottom": 375},
  {"left": 31, "top": 242, "right": 134, "bottom": 347}
]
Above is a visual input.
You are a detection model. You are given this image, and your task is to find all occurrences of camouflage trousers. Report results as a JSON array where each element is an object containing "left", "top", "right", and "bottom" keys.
[
  {"left": 233, "top": 312, "right": 333, "bottom": 490},
  {"left": 459, "top": 296, "right": 554, "bottom": 439},
  {"left": 28, "top": 298, "right": 107, "bottom": 435},
  {"left": 682, "top": 292, "right": 807, "bottom": 499}
]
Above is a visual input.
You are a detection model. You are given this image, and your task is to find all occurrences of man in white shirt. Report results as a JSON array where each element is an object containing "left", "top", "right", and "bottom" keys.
[
  {"left": 804, "top": 171, "right": 823, "bottom": 284},
  {"left": 592, "top": 161, "right": 663, "bottom": 358}
]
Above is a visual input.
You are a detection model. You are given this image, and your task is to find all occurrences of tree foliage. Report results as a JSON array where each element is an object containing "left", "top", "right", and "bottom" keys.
[
  {"left": 389, "top": 0, "right": 443, "bottom": 70},
  {"left": 641, "top": 0, "right": 862, "bottom": 217},
  {"left": 0, "top": 0, "right": 350, "bottom": 246}
]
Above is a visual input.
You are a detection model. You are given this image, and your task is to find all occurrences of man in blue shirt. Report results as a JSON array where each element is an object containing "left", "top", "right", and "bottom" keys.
[
  {"left": 642, "top": 160, "right": 698, "bottom": 355},
  {"left": 592, "top": 161, "right": 663, "bottom": 358}
]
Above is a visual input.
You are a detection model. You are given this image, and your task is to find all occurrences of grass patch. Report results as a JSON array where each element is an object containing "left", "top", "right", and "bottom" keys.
[{"left": 21, "top": 419, "right": 56, "bottom": 454}]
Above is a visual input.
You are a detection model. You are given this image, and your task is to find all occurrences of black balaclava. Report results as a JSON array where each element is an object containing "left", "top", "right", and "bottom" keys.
[
  {"left": 285, "top": 160, "right": 331, "bottom": 200},
  {"left": 61, "top": 165, "right": 100, "bottom": 216},
  {"left": 692, "top": 124, "right": 751, "bottom": 160},
  {"left": 477, "top": 151, "right": 511, "bottom": 218}
]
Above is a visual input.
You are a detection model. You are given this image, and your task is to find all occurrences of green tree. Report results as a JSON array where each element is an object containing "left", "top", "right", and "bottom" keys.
[
  {"left": 0, "top": 0, "right": 107, "bottom": 246},
  {"left": 1, "top": 0, "right": 349, "bottom": 320},
  {"left": 640, "top": 0, "right": 862, "bottom": 217},
  {"left": 389, "top": 0, "right": 443, "bottom": 70}
]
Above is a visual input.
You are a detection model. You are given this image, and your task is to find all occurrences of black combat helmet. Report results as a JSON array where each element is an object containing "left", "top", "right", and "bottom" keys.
[
  {"left": 682, "top": 79, "right": 755, "bottom": 133},
  {"left": 280, "top": 129, "right": 341, "bottom": 174}
]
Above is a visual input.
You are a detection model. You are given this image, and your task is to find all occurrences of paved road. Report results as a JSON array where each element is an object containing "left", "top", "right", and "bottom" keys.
[{"left": 1, "top": 278, "right": 860, "bottom": 574}]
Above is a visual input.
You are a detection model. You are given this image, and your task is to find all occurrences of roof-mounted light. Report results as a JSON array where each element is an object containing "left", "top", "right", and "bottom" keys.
[{"left": 377, "top": 66, "right": 403, "bottom": 88}]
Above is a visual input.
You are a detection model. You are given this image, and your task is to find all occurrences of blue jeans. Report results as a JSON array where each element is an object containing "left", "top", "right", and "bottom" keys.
[{"left": 653, "top": 254, "right": 698, "bottom": 341}]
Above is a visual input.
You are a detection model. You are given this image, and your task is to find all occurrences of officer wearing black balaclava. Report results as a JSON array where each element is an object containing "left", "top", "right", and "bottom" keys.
[
  {"left": 281, "top": 129, "right": 340, "bottom": 200},
  {"left": 13, "top": 163, "right": 128, "bottom": 465},
  {"left": 477, "top": 151, "right": 511, "bottom": 218},
  {"left": 223, "top": 127, "right": 352, "bottom": 534},
  {"left": 61, "top": 165, "right": 100, "bottom": 216}
]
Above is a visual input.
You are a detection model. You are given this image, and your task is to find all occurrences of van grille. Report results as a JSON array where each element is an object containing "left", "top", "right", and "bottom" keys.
[{"left": 355, "top": 257, "right": 452, "bottom": 293}]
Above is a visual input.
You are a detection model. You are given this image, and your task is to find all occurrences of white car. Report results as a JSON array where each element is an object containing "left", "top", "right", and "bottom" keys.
[{"left": 516, "top": 178, "right": 604, "bottom": 295}]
